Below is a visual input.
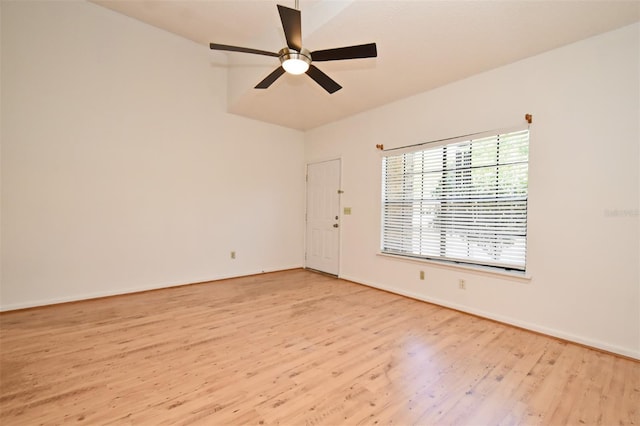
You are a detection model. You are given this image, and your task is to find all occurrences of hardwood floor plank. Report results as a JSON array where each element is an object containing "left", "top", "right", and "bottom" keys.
[{"left": 1, "top": 269, "right": 638, "bottom": 425}]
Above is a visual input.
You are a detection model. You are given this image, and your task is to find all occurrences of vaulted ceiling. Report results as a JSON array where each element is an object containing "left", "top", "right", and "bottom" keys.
[{"left": 91, "top": 0, "right": 640, "bottom": 130}]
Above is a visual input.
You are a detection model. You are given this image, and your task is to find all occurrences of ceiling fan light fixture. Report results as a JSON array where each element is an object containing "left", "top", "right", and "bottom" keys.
[
  {"left": 279, "top": 47, "right": 311, "bottom": 75},
  {"left": 283, "top": 58, "right": 309, "bottom": 75}
]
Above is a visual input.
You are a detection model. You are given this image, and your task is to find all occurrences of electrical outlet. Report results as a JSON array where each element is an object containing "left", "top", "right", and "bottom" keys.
[
  {"left": 458, "top": 279, "right": 466, "bottom": 290},
  {"left": 231, "top": 251, "right": 236, "bottom": 259},
  {"left": 420, "top": 270, "right": 425, "bottom": 280}
]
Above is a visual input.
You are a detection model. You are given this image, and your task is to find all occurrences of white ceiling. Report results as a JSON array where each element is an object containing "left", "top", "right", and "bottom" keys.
[{"left": 91, "top": 0, "right": 640, "bottom": 131}]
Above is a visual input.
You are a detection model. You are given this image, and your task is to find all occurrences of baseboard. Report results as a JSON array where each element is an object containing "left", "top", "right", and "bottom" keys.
[
  {"left": 0, "top": 265, "right": 303, "bottom": 312},
  {"left": 339, "top": 273, "right": 640, "bottom": 361}
]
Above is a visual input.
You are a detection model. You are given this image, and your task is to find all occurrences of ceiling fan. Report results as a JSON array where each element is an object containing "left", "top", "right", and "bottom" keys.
[{"left": 209, "top": 2, "right": 377, "bottom": 94}]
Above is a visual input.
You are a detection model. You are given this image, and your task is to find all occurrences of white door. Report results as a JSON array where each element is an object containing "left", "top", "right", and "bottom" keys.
[{"left": 306, "top": 159, "right": 341, "bottom": 275}]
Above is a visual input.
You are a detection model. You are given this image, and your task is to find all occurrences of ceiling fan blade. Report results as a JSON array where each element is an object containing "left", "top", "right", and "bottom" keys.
[
  {"left": 210, "top": 43, "right": 279, "bottom": 58},
  {"left": 311, "top": 43, "right": 377, "bottom": 62},
  {"left": 306, "top": 65, "right": 342, "bottom": 94},
  {"left": 255, "top": 67, "right": 286, "bottom": 89},
  {"left": 277, "top": 5, "right": 302, "bottom": 51}
]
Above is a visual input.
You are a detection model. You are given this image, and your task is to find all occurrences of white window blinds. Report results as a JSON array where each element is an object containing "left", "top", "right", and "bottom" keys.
[{"left": 381, "top": 128, "right": 529, "bottom": 271}]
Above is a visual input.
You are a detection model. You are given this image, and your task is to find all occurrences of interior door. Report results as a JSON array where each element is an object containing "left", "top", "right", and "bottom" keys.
[{"left": 306, "top": 159, "right": 341, "bottom": 275}]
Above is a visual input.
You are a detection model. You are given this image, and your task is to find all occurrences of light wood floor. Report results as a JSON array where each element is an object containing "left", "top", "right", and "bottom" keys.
[{"left": 1, "top": 269, "right": 638, "bottom": 425}]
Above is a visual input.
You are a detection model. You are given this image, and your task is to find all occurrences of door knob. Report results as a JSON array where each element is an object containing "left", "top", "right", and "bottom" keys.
[{"left": 333, "top": 223, "right": 339, "bottom": 228}]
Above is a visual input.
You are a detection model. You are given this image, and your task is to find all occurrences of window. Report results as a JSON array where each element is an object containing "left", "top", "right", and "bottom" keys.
[{"left": 381, "top": 128, "right": 529, "bottom": 271}]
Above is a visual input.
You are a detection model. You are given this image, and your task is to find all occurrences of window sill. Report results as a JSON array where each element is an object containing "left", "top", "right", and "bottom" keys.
[{"left": 376, "top": 252, "right": 532, "bottom": 282}]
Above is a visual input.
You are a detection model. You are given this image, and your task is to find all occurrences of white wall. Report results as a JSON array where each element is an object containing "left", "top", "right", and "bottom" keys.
[
  {"left": 0, "top": 1, "right": 305, "bottom": 310},
  {"left": 306, "top": 24, "right": 640, "bottom": 359}
]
